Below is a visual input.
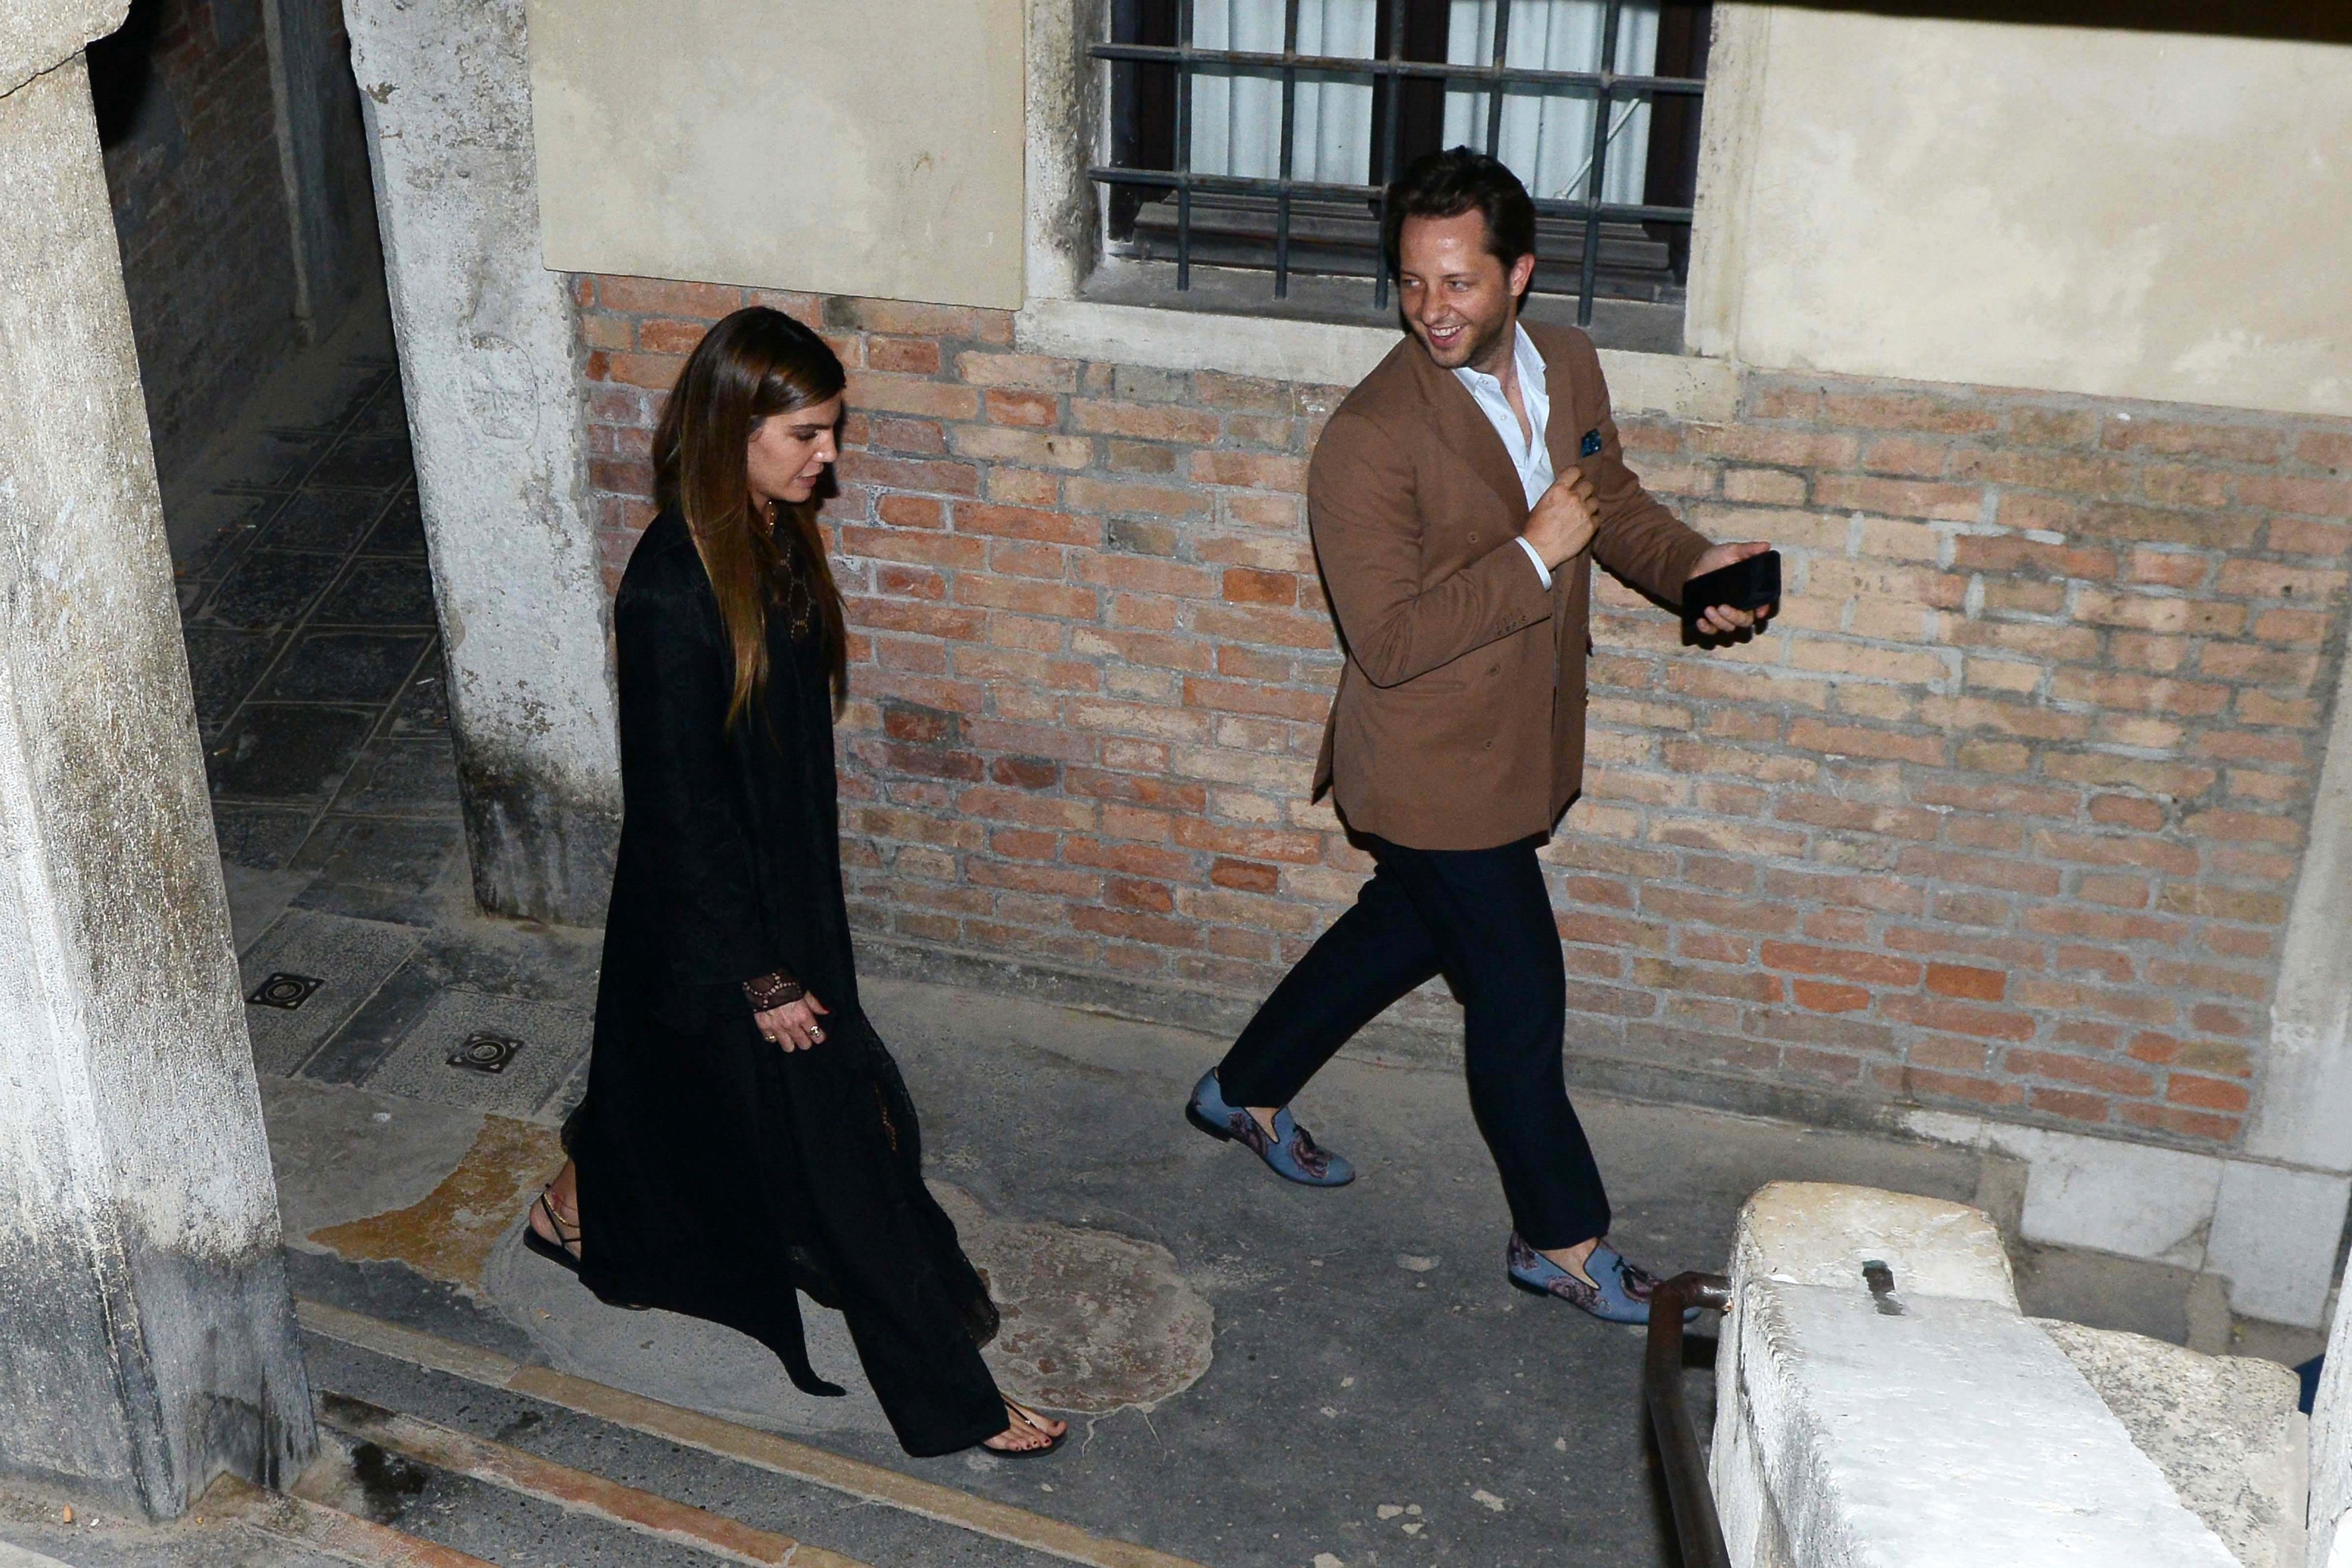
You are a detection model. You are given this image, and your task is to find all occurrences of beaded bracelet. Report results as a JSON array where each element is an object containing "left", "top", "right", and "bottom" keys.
[{"left": 743, "top": 970, "right": 805, "bottom": 1010}]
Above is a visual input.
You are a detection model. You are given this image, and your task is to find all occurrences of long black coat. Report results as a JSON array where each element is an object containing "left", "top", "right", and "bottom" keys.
[{"left": 568, "top": 509, "right": 1003, "bottom": 1457}]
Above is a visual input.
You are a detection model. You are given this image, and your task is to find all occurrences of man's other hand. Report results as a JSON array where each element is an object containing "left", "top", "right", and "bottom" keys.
[
  {"left": 1688, "top": 539, "right": 1776, "bottom": 635},
  {"left": 1523, "top": 472, "right": 1600, "bottom": 569}
]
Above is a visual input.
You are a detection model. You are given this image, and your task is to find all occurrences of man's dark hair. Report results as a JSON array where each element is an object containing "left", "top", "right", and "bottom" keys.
[{"left": 1381, "top": 147, "right": 1538, "bottom": 290}]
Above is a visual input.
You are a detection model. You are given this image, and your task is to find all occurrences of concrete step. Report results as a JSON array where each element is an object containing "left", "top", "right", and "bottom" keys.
[
  {"left": 295, "top": 1297, "right": 1209, "bottom": 1568},
  {"left": 307, "top": 1391, "right": 863, "bottom": 1567}
]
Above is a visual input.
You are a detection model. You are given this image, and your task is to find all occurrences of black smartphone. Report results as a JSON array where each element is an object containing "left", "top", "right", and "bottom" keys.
[{"left": 1682, "top": 549, "right": 1781, "bottom": 626}]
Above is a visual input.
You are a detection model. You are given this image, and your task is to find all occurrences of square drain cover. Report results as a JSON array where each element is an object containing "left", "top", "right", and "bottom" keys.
[
  {"left": 247, "top": 973, "right": 324, "bottom": 1010},
  {"left": 447, "top": 1031, "right": 520, "bottom": 1074}
]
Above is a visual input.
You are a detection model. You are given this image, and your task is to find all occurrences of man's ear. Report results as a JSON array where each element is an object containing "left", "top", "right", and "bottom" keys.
[{"left": 1507, "top": 252, "right": 1536, "bottom": 302}]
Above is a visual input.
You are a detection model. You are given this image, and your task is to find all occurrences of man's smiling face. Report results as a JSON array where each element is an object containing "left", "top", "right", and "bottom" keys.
[{"left": 1396, "top": 209, "right": 1536, "bottom": 376}]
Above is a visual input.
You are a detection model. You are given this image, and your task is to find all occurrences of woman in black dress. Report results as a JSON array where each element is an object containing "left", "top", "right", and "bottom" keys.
[{"left": 523, "top": 306, "right": 1065, "bottom": 1458}]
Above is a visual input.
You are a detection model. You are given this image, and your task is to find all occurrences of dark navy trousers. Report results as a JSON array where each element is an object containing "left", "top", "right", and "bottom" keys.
[{"left": 1214, "top": 833, "right": 1611, "bottom": 1250}]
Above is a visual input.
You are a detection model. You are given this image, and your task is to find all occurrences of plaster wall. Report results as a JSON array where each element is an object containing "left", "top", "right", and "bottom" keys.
[
  {"left": 0, "top": 32, "right": 311, "bottom": 1515},
  {"left": 1689, "top": 8, "right": 2352, "bottom": 419},
  {"left": 525, "top": 0, "right": 1027, "bottom": 311},
  {"left": 343, "top": 0, "right": 621, "bottom": 924}
]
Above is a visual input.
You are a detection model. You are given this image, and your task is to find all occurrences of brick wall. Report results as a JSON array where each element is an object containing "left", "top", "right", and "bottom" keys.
[
  {"left": 95, "top": 0, "right": 300, "bottom": 481},
  {"left": 573, "top": 273, "right": 2352, "bottom": 1154}
]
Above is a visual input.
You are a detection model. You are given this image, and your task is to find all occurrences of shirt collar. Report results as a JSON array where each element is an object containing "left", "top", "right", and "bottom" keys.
[{"left": 1452, "top": 320, "right": 1545, "bottom": 400}]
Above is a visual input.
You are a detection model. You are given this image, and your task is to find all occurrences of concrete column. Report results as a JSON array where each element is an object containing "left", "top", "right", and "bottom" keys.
[
  {"left": 342, "top": 0, "right": 621, "bottom": 925},
  {"left": 262, "top": 0, "right": 373, "bottom": 338},
  {"left": 0, "top": 3, "right": 314, "bottom": 1518}
]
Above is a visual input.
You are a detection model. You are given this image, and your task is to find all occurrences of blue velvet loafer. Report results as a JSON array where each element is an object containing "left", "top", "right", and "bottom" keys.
[
  {"left": 1185, "top": 1069, "right": 1355, "bottom": 1187},
  {"left": 1506, "top": 1233, "right": 1692, "bottom": 1324}
]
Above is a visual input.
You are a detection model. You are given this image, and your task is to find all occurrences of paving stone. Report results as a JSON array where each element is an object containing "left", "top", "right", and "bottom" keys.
[
  {"left": 315, "top": 559, "right": 437, "bottom": 627},
  {"left": 181, "top": 626, "right": 285, "bottom": 726},
  {"left": 329, "top": 737, "right": 463, "bottom": 817},
  {"left": 294, "top": 815, "right": 466, "bottom": 890},
  {"left": 259, "top": 487, "right": 396, "bottom": 554},
  {"left": 388, "top": 653, "right": 451, "bottom": 734},
  {"left": 349, "top": 382, "right": 412, "bottom": 438},
  {"left": 259, "top": 1076, "right": 487, "bottom": 1250},
  {"left": 356, "top": 990, "right": 592, "bottom": 1120},
  {"left": 300, "top": 956, "right": 448, "bottom": 1085},
  {"left": 410, "top": 921, "right": 604, "bottom": 1007},
  {"left": 307, "top": 434, "right": 416, "bottom": 490},
  {"left": 210, "top": 803, "right": 318, "bottom": 870},
  {"left": 291, "top": 877, "right": 449, "bottom": 928},
  {"left": 220, "top": 862, "right": 318, "bottom": 954},
  {"left": 260, "top": 629, "right": 431, "bottom": 704},
  {"left": 223, "top": 426, "right": 341, "bottom": 490},
  {"left": 364, "top": 487, "right": 426, "bottom": 556},
  {"left": 206, "top": 704, "right": 378, "bottom": 803},
  {"left": 183, "top": 491, "right": 286, "bottom": 576},
  {"left": 236, "top": 908, "right": 424, "bottom": 1076},
  {"left": 201, "top": 547, "right": 345, "bottom": 629}
]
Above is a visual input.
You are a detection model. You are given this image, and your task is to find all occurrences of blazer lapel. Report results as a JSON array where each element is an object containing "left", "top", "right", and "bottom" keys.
[
  {"left": 1535, "top": 324, "right": 1589, "bottom": 478},
  {"left": 1407, "top": 343, "right": 1527, "bottom": 522}
]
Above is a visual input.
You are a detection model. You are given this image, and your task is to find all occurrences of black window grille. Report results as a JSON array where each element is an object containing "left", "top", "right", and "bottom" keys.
[{"left": 1094, "top": 0, "right": 1711, "bottom": 325}]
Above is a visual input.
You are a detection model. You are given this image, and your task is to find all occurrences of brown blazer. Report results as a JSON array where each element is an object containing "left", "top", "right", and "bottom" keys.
[{"left": 1308, "top": 321, "right": 1711, "bottom": 850}]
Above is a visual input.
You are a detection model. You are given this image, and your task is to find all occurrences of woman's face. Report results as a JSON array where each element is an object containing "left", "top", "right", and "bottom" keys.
[{"left": 745, "top": 396, "right": 843, "bottom": 508}]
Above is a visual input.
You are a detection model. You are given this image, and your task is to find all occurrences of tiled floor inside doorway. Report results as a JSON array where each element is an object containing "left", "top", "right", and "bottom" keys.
[{"left": 172, "top": 339, "right": 599, "bottom": 1127}]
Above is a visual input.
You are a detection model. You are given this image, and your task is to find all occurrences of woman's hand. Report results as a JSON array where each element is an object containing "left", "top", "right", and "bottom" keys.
[{"left": 756, "top": 992, "right": 831, "bottom": 1051}]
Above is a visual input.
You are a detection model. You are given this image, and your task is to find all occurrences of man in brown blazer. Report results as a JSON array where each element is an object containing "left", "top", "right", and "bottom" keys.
[{"left": 1186, "top": 149, "right": 1773, "bottom": 1325}]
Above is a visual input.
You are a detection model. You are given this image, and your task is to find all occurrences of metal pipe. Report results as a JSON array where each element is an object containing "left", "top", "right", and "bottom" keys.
[
  {"left": 1275, "top": 0, "right": 1301, "bottom": 298},
  {"left": 1175, "top": 0, "right": 1196, "bottom": 289},
  {"left": 1089, "top": 41, "right": 1706, "bottom": 98},
  {"left": 1643, "top": 1272, "right": 1734, "bottom": 1568},
  {"left": 1085, "top": 164, "right": 1693, "bottom": 228}
]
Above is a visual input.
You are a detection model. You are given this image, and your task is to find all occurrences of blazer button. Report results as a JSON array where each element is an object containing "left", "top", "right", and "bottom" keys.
[
  {"left": 1483, "top": 739, "right": 1494, "bottom": 751},
  {"left": 1487, "top": 663, "right": 1499, "bottom": 676},
  {"left": 1469, "top": 532, "right": 1480, "bottom": 542}
]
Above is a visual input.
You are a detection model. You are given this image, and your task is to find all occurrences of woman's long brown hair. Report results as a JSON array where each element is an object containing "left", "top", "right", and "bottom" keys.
[{"left": 651, "top": 307, "right": 849, "bottom": 728}]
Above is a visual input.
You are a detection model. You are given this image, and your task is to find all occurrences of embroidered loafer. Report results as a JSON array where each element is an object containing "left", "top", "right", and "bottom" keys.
[
  {"left": 1185, "top": 1069, "right": 1355, "bottom": 1187},
  {"left": 1506, "top": 1233, "right": 1692, "bottom": 1324}
]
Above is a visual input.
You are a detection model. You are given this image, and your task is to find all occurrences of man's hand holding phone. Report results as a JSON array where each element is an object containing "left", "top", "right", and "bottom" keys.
[
  {"left": 1684, "top": 541, "right": 1779, "bottom": 636},
  {"left": 1522, "top": 471, "right": 1599, "bottom": 570}
]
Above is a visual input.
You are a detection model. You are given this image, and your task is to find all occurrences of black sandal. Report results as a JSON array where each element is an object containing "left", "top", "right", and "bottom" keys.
[
  {"left": 522, "top": 1189, "right": 583, "bottom": 1273},
  {"left": 981, "top": 1398, "right": 1067, "bottom": 1458}
]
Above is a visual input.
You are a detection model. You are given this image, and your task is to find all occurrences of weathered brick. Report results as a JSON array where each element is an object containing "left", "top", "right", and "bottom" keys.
[{"left": 566, "top": 275, "right": 2337, "bottom": 1152}]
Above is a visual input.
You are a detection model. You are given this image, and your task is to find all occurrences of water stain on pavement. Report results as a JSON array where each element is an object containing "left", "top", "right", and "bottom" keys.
[{"left": 308, "top": 1114, "right": 564, "bottom": 1289}]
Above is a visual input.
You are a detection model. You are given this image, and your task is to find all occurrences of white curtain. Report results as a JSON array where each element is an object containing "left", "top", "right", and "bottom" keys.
[
  {"left": 1186, "top": 0, "right": 1659, "bottom": 203},
  {"left": 1190, "top": 0, "right": 1379, "bottom": 184},
  {"left": 1443, "top": 0, "right": 1658, "bottom": 204}
]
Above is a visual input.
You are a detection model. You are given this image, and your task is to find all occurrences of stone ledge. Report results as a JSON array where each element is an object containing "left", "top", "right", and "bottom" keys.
[{"left": 1714, "top": 1181, "right": 2245, "bottom": 1568}]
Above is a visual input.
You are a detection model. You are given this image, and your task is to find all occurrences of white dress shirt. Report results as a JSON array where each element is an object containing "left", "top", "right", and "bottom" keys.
[{"left": 1451, "top": 321, "right": 1557, "bottom": 589}]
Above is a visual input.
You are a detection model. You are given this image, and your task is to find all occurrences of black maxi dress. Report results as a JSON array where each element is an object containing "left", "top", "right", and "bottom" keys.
[{"left": 565, "top": 508, "right": 1006, "bottom": 1457}]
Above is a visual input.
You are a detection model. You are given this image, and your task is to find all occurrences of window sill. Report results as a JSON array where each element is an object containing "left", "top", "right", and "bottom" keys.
[{"left": 1016, "top": 260, "right": 1740, "bottom": 421}]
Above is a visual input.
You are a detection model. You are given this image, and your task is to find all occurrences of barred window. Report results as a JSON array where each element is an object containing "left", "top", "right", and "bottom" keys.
[{"left": 1096, "top": 1, "right": 1710, "bottom": 339}]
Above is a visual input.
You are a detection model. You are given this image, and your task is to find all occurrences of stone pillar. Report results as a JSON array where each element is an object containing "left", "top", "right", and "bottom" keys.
[
  {"left": 0, "top": 2, "right": 315, "bottom": 1518},
  {"left": 343, "top": 0, "right": 621, "bottom": 925},
  {"left": 2310, "top": 1250, "right": 2352, "bottom": 1568},
  {"left": 2217, "top": 604, "right": 2352, "bottom": 1330}
]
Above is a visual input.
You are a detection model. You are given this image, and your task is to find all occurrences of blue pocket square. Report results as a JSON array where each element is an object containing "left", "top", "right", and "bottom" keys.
[{"left": 1578, "top": 427, "right": 1603, "bottom": 458}]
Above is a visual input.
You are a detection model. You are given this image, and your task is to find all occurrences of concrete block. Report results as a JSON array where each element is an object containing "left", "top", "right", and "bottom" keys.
[
  {"left": 1905, "top": 1111, "right": 2227, "bottom": 1268},
  {"left": 1736, "top": 1282, "right": 2238, "bottom": 1567},
  {"left": 1715, "top": 1182, "right": 2240, "bottom": 1568},
  {"left": 1730, "top": 1179, "right": 2016, "bottom": 1307},
  {"left": 2206, "top": 1162, "right": 2352, "bottom": 1329},
  {"left": 2307, "top": 1247, "right": 2352, "bottom": 1568},
  {"left": 2037, "top": 1320, "right": 2306, "bottom": 1568}
]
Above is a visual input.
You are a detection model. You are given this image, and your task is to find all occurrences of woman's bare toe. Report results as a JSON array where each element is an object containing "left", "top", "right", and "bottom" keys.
[{"left": 981, "top": 1400, "right": 1066, "bottom": 1454}]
